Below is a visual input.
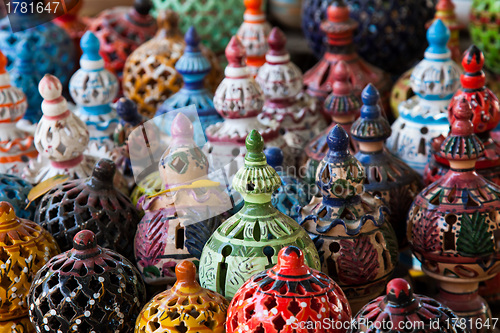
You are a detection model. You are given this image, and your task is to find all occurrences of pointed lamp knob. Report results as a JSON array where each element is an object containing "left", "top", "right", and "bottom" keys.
[
  {"left": 226, "top": 36, "right": 246, "bottom": 68},
  {"left": 174, "top": 260, "right": 199, "bottom": 290},
  {"left": 268, "top": 27, "right": 287, "bottom": 57},
  {"left": 245, "top": 129, "right": 266, "bottom": 163},
  {"left": 171, "top": 113, "right": 194, "bottom": 140},
  {"left": 244, "top": 0, "right": 263, "bottom": 15},
  {"left": 39, "top": 74, "right": 63, "bottom": 102},
  {"left": 450, "top": 97, "right": 474, "bottom": 137},
  {"left": 80, "top": 31, "right": 102, "bottom": 62},
  {"left": 185, "top": 26, "right": 201, "bottom": 52},
  {"left": 386, "top": 278, "right": 414, "bottom": 306},
  {"left": 461, "top": 45, "right": 486, "bottom": 90},
  {"left": 360, "top": 84, "right": 381, "bottom": 119},
  {"left": 274, "top": 246, "right": 309, "bottom": 276},
  {"left": 327, "top": 0, "right": 350, "bottom": 23},
  {"left": 426, "top": 19, "right": 450, "bottom": 55},
  {"left": 327, "top": 125, "right": 350, "bottom": 159},
  {"left": 90, "top": 159, "right": 117, "bottom": 187}
]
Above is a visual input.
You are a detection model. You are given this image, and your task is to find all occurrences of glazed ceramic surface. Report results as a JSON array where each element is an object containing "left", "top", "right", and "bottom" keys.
[
  {"left": 86, "top": 0, "right": 157, "bottom": 78},
  {"left": 351, "top": 84, "right": 423, "bottom": 247},
  {"left": 407, "top": 98, "right": 500, "bottom": 327},
  {"left": 299, "top": 125, "right": 398, "bottom": 313},
  {"left": 257, "top": 27, "right": 326, "bottom": 164},
  {"left": 135, "top": 260, "right": 229, "bottom": 333},
  {"left": 69, "top": 31, "right": 119, "bottom": 149},
  {"left": 227, "top": 246, "right": 352, "bottom": 333},
  {"left": 28, "top": 230, "right": 146, "bottom": 333},
  {"left": 0, "top": 174, "right": 35, "bottom": 219},
  {"left": 352, "top": 278, "right": 467, "bottom": 333},
  {"left": 0, "top": 202, "right": 59, "bottom": 322},
  {"left": 0, "top": 50, "right": 37, "bottom": 176},
  {"left": 35, "top": 159, "right": 140, "bottom": 259},
  {"left": 386, "top": 20, "right": 461, "bottom": 175},
  {"left": 470, "top": 0, "right": 500, "bottom": 74},
  {"left": 0, "top": 316, "right": 35, "bottom": 333},
  {"left": 206, "top": 36, "right": 292, "bottom": 173},
  {"left": 301, "top": 0, "right": 435, "bottom": 75},
  {"left": 303, "top": 0, "right": 392, "bottom": 115},
  {"left": 237, "top": 0, "right": 271, "bottom": 76},
  {"left": 425, "top": 45, "right": 500, "bottom": 187},
  {"left": 155, "top": 26, "right": 222, "bottom": 146},
  {"left": 199, "top": 130, "right": 321, "bottom": 299},
  {"left": 150, "top": 0, "right": 244, "bottom": 53},
  {"left": 135, "top": 113, "right": 230, "bottom": 285},
  {"left": 303, "top": 61, "right": 361, "bottom": 185}
]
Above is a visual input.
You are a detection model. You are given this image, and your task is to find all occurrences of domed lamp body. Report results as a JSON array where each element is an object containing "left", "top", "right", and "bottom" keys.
[
  {"left": 470, "top": 0, "right": 500, "bottom": 74},
  {"left": 135, "top": 260, "right": 229, "bottom": 332},
  {"left": 237, "top": 0, "right": 272, "bottom": 76},
  {"left": 28, "top": 230, "right": 146, "bottom": 332},
  {"left": 390, "top": 0, "right": 463, "bottom": 119},
  {"left": 303, "top": 1, "right": 392, "bottom": 116},
  {"left": 206, "top": 36, "right": 293, "bottom": 173},
  {"left": 301, "top": 0, "right": 435, "bottom": 75},
  {"left": 35, "top": 159, "right": 140, "bottom": 259},
  {"left": 257, "top": 27, "right": 327, "bottom": 165},
  {"left": 69, "top": 31, "right": 119, "bottom": 149},
  {"left": 425, "top": 45, "right": 500, "bottom": 187},
  {"left": 0, "top": 202, "right": 59, "bottom": 330},
  {"left": 135, "top": 113, "right": 231, "bottom": 285},
  {"left": 407, "top": 98, "right": 500, "bottom": 325},
  {"left": 303, "top": 61, "right": 361, "bottom": 186},
  {"left": 351, "top": 84, "right": 423, "bottom": 247},
  {"left": 227, "top": 246, "right": 352, "bottom": 333},
  {"left": 23, "top": 75, "right": 98, "bottom": 184},
  {"left": 199, "top": 130, "right": 321, "bottom": 299},
  {"left": 0, "top": 0, "right": 75, "bottom": 93},
  {"left": 0, "top": 174, "right": 35, "bottom": 219},
  {"left": 86, "top": 0, "right": 157, "bottom": 79},
  {"left": 352, "top": 278, "right": 468, "bottom": 333},
  {"left": 0, "top": 50, "right": 37, "bottom": 176},
  {"left": 123, "top": 10, "right": 223, "bottom": 118},
  {"left": 155, "top": 26, "right": 223, "bottom": 146},
  {"left": 386, "top": 20, "right": 462, "bottom": 175},
  {"left": 150, "top": 0, "right": 244, "bottom": 54},
  {"left": 299, "top": 125, "right": 399, "bottom": 313},
  {"left": 265, "top": 147, "right": 311, "bottom": 222}
]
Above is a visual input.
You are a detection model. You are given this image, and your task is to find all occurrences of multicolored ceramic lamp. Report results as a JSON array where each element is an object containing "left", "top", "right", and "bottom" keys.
[
  {"left": 351, "top": 84, "right": 423, "bottom": 247},
  {"left": 205, "top": 36, "right": 292, "bottom": 173},
  {"left": 303, "top": 0, "right": 392, "bottom": 115},
  {"left": 0, "top": 49, "right": 37, "bottom": 176},
  {"left": 386, "top": 19, "right": 462, "bottom": 175},
  {"left": 135, "top": 260, "right": 229, "bottom": 332},
  {"left": 28, "top": 230, "right": 146, "bottom": 333},
  {"left": 23, "top": 75, "right": 98, "bottom": 184},
  {"left": 123, "top": 10, "right": 223, "bottom": 118},
  {"left": 86, "top": 0, "right": 157, "bottom": 78},
  {"left": 237, "top": 0, "right": 271, "bottom": 76},
  {"left": 256, "top": 27, "right": 326, "bottom": 165},
  {"left": 155, "top": 26, "right": 223, "bottom": 146},
  {"left": 352, "top": 278, "right": 468, "bottom": 333},
  {"left": 407, "top": 98, "right": 500, "bottom": 328},
  {"left": 199, "top": 130, "right": 321, "bottom": 299},
  {"left": 0, "top": 202, "right": 59, "bottom": 331},
  {"left": 135, "top": 113, "right": 230, "bottom": 285},
  {"left": 470, "top": 0, "right": 500, "bottom": 74},
  {"left": 299, "top": 125, "right": 398, "bottom": 313},
  {"left": 69, "top": 31, "right": 119, "bottom": 149},
  {"left": 226, "top": 246, "right": 352, "bottom": 333},
  {"left": 425, "top": 45, "right": 500, "bottom": 186},
  {"left": 303, "top": 61, "right": 361, "bottom": 185}
]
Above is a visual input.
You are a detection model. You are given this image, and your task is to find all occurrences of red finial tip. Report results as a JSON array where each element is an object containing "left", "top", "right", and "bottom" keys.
[
  {"left": 226, "top": 36, "right": 246, "bottom": 67},
  {"left": 451, "top": 98, "right": 474, "bottom": 136},
  {"left": 327, "top": 1, "right": 350, "bottom": 23},
  {"left": 0, "top": 51, "right": 7, "bottom": 75},
  {"left": 268, "top": 27, "right": 287, "bottom": 56},
  {"left": 244, "top": 0, "right": 263, "bottom": 15},
  {"left": 462, "top": 45, "right": 484, "bottom": 74},
  {"left": 332, "top": 61, "right": 351, "bottom": 95},
  {"left": 436, "top": 0, "right": 455, "bottom": 11},
  {"left": 386, "top": 278, "right": 412, "bottom": 303},
  {"left": 274, "top": 246, "right": 308, "bottom": 276}
]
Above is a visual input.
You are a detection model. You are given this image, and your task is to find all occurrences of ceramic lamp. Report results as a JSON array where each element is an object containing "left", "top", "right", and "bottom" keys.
[
  {"left": 122, "top": 10, "right": 223, "bottom": 118},
  {"left": 386, "top": 19, "right": 462, "bottom": 175},
  {"left": 299, "top": 125, "right": 398, "bottom": 313},
  {"left": 69, "top": 31, "right": 119, "bottom": 149},
  {"left": 135, "top": 260, "right": 229, "bottom": 332},
  {"left": 0, "top": 49, "right": 37, "bottom": 176},
  {"left": 199, "top": 130, "right": 321, "bottom": 299},
  {"left": 470, "top": 0, "right": 500, "bottom": 74},
  {"left": 0, "top": 174, "right": 35, "bottom": 219},
  {"left": 28, "top": 230, "right": 146, "bottom": 332},
  {"left": 226, "top": 246, "right": 352, "bottom": 332},
  {"left": 256, "top": 27, "right": 326, "bottom": 165},
  {"left": 303, "top": 0, "right": 392, "bottom": 116},
  {"left": 86, "top": 0, "right": 157, "bottom": 78},
  {"left": 407, "top": 97, "right": 500, "bottom": 325}
]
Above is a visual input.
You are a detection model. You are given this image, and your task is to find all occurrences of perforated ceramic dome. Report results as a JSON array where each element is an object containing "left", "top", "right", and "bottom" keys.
[
  {"left": 28, "top": 230, "right": 146, "bottom": 332},
  {"left": 470, "top": 0, "right": 500, "bottom": 74},
  {"left": 0, "top": 202, "right": 60, "bottom": 322},
  {"left": 227, "top": 246, "right": 352, "bottom": 333},
  {"left": 35, "top": 159, "right": 140, "bottom": 258},
  {"left": 135, "top": 260, "right": 229, "bottom": 333}
]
